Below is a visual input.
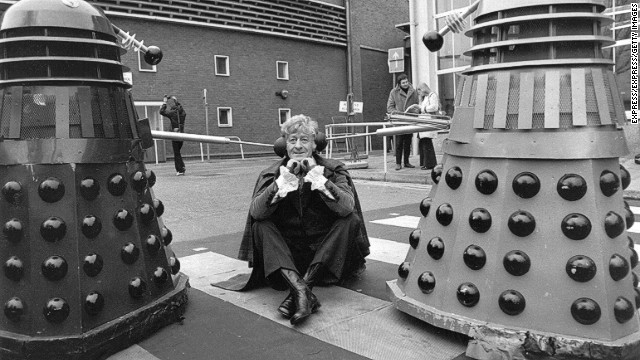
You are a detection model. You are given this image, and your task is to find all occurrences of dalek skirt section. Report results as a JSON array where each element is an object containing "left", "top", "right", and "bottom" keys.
[
  {"left": 388, "top": 71, "right": 640, "bottom": 359},
  {"left": 0, "top": 0, "right": 187, "bottom": 357},
  {"left": 0, "top": 151, "right": 188, "bottom": 357}
]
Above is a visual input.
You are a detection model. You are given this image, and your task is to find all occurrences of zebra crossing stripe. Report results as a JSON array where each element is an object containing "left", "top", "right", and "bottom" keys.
[
  {"left": 367, "top": 237, "right": 410, "bottom": 265},
  {"left": 370, "top": 215, "right": 420, "bottom": 229},
  {"left": 630, "top": 206, "right": 640, "bottom": 216},
  {"left": 629, "top": 222, "right": 640, "bottom": 234},
  {"left": 107, "top": 344, "right": 162, "bottom": 360}
]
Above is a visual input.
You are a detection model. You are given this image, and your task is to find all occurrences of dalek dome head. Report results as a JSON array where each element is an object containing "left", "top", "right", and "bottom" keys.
[
  {"left": 1, "top": 0, "right": 113, "bottom": 35},
  {"left": 463, "top": 0, "right": 614, "bottom": 75},
  {"left": 0, "top": 0, "right": 128, "bottom": 87}
]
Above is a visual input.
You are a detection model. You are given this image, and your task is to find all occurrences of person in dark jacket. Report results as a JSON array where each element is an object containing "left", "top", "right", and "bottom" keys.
[
  {"left": 386, "top": 73, "right": 419, "bottom": 171},
  {"left": 238, "top": 114, "right": 369, "bottom": 325},
  {"left": 160, "top": 95, "right": 187, "bottom": 175}
]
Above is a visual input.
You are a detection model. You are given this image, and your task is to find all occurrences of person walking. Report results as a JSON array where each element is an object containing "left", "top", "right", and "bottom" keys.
[
  {"left": 386, "top": 74, "right": 418, "bottom": 171},
  {"left": 160, "top": 95, "right": 187, "bottom": 175}
]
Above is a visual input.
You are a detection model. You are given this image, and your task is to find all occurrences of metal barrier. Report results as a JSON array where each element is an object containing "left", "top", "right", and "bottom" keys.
[
  {"left": 324, "top": 115, "right": 450, "bottom": 173},
  {"left": 151, "top": 130, "right": 271, "bottom": 164},
  {"left": 198, "top": 136, "right": 245, "bottom": 161}
]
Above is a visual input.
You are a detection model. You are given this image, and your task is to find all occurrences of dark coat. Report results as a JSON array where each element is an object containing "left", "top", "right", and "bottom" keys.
[
  {"left": 386, "top": 83, "right": 419, "bottom": 114},
  {"left": 159, "top": 101, "right": 186, "bottom": 132},
  {"left": 237, "top": 155, "right": 370, "bottom": 289}
]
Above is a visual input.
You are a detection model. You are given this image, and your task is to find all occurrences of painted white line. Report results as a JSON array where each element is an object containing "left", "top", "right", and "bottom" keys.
[
  {"left": 389, "top": 213, "right": 400, "bottom": 216},
  {"left": 180, "top": 251, "right": 465, "bottom": 360},
  {"left": 192, "top": 247, "right": 208, "bottom": 252},
  {"left": 370, "top": 215, "right": 420, "bottom": 229},
  {"left": 107, "top": 344, "right": 162, "bottom": 360},
  {"left": 353, "top": 179, "right": 431, "bottom": 191},
  {"left": 628, "top": 222, "right": 640, "bottom": 234},
  {"left": 631, "top": 206, "right": 640, "bottom": 216},
  {"left": 368, "top": 237, "right": 410, "bottom": 265}
]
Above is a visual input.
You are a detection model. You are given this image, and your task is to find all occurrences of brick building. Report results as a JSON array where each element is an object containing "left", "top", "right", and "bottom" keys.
[{"left": 0, "top": 0, "right": 411, "bottom": 160}]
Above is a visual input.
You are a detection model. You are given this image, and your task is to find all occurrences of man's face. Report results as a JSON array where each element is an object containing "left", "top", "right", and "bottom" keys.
[
  {"left": 400, "top": 79, "right": 410, "bottom": 90},
  {"left": 286, "top": 130, "right": 316, "bottom": 161}
]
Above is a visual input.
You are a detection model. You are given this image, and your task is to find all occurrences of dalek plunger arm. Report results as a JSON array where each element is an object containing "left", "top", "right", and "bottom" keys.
[
  {"left": 112, "top": 24, "right": 163, "bottom": 65},
  {"left": 423, "top": 0, "right": 481, "bottom": 52}
]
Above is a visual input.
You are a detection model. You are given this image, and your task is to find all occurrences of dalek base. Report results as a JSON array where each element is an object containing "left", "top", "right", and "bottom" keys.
[
  {"left": 0, "top": 274, "right": 189, "bottom": 360},
  {"left": 388, "top": 280, "right": 640, "bottom": 360}
]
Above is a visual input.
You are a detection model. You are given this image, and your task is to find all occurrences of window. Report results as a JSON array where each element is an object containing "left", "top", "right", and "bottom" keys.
[
  {"left": 276, "top": 61, "right": 289, "bottom": 80},
  {"left": 215, "top": 55, "right": 229, "bottom": 76},
  {"left": 278, "top": 108, "right": 291, "bottom": 125},
  {"left": 135, "top": 102, "right": 165, "bottom": 162},
  {"left": 217, "top": 107, "right": 232, "bottom": 127},
  {"left": 138, "top": 50, "right": 157, "bottom": 72}
]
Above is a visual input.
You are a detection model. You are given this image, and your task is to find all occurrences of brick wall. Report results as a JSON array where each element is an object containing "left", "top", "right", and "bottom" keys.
[{"left": 115, "top": 18, "right": 349, "bottom": 158}]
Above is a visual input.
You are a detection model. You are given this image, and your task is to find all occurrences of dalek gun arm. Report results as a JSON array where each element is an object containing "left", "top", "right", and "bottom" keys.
[
  {"left": 148, "top": 129, "right": 274, "bottom": 148},
  {"left": 377, "top": 113, "right": 451, "bottom": 136},
  {"left": 113, "top": 24, "right": 163, "bottom": 65},
  {"left": 423, "top": 0, "right": 481, "bottom": 52}
]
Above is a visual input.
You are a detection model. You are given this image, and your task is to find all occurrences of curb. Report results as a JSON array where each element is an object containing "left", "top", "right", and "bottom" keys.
[{"left": 624, "top": 190, "right": 640, "bottom": 201}]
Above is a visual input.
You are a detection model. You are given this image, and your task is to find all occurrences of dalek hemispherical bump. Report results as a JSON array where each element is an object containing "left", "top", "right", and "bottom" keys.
[
  {"left": 0, "top": 1, "right": 187, "bottom": 359},
  {"left": 388, "top": 1, "right": 640, "bottom": 358}
]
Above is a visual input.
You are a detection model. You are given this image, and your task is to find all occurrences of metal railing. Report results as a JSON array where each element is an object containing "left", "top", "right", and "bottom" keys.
[
  {"left": 325, "top": 115, "right": 451, "bottom": 172},
  {"left": 151, "top": 130, "right": 272, "bottom": 164}
]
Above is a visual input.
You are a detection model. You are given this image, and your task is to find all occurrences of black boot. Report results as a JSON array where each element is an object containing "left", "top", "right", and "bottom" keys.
[
  {"left": 278, "top": 264, "right": 322, "bottom": 319},
  {"left": 279, "top": 268, "right": 319, "bottom": 325}
]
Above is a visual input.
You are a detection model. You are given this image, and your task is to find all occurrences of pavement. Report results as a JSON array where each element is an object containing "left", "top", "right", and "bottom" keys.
[
  {"left": 97, "top": 148, "right": 640, "bottom": 360},
  {"left": 338, "top": 149, "right": 640, "bottom": 200}
]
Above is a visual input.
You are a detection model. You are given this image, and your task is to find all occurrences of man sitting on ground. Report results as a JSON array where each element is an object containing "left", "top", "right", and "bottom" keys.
[{"left": 237, "top": 114, "right": 370, "bottom": 325}]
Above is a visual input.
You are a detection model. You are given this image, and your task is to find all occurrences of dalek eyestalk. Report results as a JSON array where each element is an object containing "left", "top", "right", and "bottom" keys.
[
  {"left": 0, "top": 0, "right": 186, "bottom": 359},
  {"left": 422, "top": 0, "right": 480, "bottom": 52},
  {"left": 113, "top": 24, "right": 163, "bottom": 65}
]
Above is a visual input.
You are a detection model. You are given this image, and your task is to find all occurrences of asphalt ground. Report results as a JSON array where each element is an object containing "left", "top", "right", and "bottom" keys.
[{"left": 104, "top": 150, "right": 640, "bottom": 360}]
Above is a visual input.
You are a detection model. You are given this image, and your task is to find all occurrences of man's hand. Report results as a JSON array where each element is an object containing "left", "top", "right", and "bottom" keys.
[
  {"left": 173, "top": 128, "right": 179, "bottom": 132},
  {"left": 304, "top": 165, "right": 334, "bottom": 200},
  {"left": 275, "top": 166, "right": 299, "bottom": 198},
  {"left": 300, "top": 157, "right": 317, "bottom": 173},
  {"left": 286, "top": 159, "right": 303, "bottom": 175}
]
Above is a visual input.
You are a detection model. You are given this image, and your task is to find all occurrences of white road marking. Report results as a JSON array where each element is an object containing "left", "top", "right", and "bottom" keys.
[
  {"left": 368, "top": 237, "right": 410, "bottom": 265},
  {"left": 370, "top": 215, "right": 420, "bottom": 229},
  {"left": 628, "top": 222, "right": 640, "bottom": 234},
  {"left": 192, "top": 247, "right": 208, "bottom": 252},
  {"left": 631, "top": 206, "right": 640, "bottom": 216},
  {"left": 353, "top": 179, "right": 431, "bottom": 191},
  {"left": 107, "top": 344, "right": 162, "bottom": 360}
]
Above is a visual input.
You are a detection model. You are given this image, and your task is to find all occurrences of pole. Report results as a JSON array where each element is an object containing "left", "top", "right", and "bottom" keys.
[{"left": 203, "top": 89, "right": 210, "bottom": 160}]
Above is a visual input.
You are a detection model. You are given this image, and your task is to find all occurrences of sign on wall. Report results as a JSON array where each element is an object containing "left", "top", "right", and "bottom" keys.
[{"left": 388, "top": 47, "right": 405, "bottom": 73}]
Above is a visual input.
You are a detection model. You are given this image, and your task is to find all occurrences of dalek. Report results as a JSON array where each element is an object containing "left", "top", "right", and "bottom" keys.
[
  {"left": 387, "top": 1, "right": 640, "bottom": 359},
  {"left": 0, "top": 0, "right": 188, "bottom": 359}
]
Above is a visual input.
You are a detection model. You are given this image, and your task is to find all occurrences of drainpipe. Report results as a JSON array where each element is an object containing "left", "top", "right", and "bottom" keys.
[
  {"left": 409, "top": 0, "right": 419, "bottom": 156},
  {"left": 409, "top": 0, "right": 418, "bottom": 86},
  {"left": 345, "top": 0, "right": 354, "bottom": 99}
]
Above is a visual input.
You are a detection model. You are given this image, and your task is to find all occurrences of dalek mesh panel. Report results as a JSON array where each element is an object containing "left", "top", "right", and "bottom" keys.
[{"left": 388, "top": 1, "right": 640, "bottom": 359}]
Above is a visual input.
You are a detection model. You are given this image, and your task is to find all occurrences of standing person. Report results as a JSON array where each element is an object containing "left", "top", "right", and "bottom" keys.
[
  {"left": 386, "top": 73, "right": 418, "bottom": 171},
  {"left": 160, "top": 95, "right": 187, "bottom": 176},
  {"left": 237, "top": 115, "right": 370, "bottom": 325},
  {"left": 416, "top": 82, "right": 439, "bottom": 170}
]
